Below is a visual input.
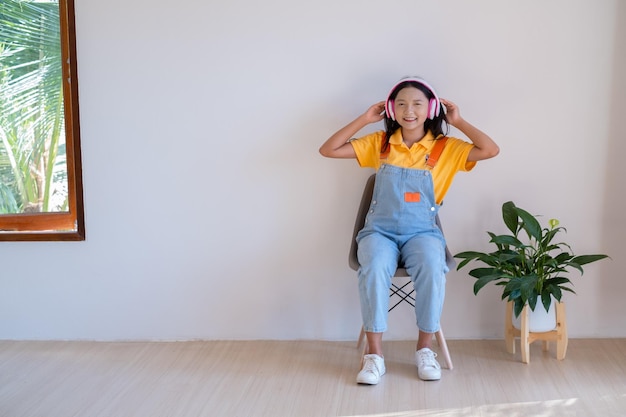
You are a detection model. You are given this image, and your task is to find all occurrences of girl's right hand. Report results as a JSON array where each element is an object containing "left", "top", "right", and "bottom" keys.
[
  {"left": 364, "top": 101, "right": 386, "bottom": 124},
  {"left": 319, "top": 100, "right": 386, "bottom": 158}
]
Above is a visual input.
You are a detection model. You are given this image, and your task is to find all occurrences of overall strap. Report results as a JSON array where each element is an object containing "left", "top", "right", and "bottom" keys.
[
  {"left": 425, "top": 137, "right": 448, "bottom": 169},
  {"left": 380, "top": 135, "right": 390, "bottom": 159}
]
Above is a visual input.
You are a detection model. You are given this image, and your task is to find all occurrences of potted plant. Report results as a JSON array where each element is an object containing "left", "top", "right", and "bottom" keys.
[{"left": 454, "top": 201, "right": 609, "bottom": 320}]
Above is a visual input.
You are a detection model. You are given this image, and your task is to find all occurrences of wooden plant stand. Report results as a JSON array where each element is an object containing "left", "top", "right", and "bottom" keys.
[{"left": 504, "top": 300, "right": 568, "bottom": 364}]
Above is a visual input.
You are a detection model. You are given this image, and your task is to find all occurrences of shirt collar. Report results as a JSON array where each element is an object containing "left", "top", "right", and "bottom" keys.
[{"left": 389, "top": 129, "right": 438, "bottom": 150}]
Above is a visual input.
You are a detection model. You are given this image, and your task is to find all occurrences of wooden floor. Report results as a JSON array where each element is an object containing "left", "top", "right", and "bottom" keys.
[{"left": 1, "top": 339, "right": 625, "bottom": 417}]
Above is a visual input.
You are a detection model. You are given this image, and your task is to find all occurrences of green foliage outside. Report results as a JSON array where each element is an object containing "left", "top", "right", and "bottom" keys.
[{"left": 0, "top": 0, "right": 67, "bottom": 214}]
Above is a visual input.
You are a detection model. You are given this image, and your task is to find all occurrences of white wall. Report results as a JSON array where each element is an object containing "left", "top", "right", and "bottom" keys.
[{"left": 1, "top": 0, "right": 624, "bottom": 341}]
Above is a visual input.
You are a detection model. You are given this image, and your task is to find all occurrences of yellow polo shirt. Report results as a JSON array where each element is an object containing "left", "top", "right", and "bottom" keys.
[{"left": 350, "top": 130, "right": 476, "bottom": 204}]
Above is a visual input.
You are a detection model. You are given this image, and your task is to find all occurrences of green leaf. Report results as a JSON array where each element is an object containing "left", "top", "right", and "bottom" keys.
[
  {"left": 513, "top": 298, "right": 525, "bottom": 318},
  {"left": 570, "top": 254, "right": 609, "bottom": 266},
  {"left": 545, "top": 277, "right": 572, "bottom": 286},
  {"left": 527, "top": 292, "right": 538, "bottom": 311},
  {"left": 505, "top": 288, "right": 521, "bottom": 301},
  {"left": 520, "top": 276, "right": 539, "bottom": 302},
  {"left": 454, "top": 257, "right": 474, "bottom": 270},
  {"left": 502, "top": 201, "right": 519, "bottom": 235},
  {"left": 541, "top": 228, "right": 560, "bottom": 247},
  {"left": 554, "top": 252, "right": 573, "bottom": 263},
  {"left": 473, "top": 274, "right": 506, "bottom": 295},
  {"left": 545, "top": 285, "right": 562, "bottom": 303},
  {"left": 491, "top": 234, "right": 524, "bottom": 248},
  {"left": 514, "top": 206, "right": 542, "bottom": 242},
  {"left": 497, "top": 251, "right": 523, "bottom": 263},
  {"left": 454, "top": 251, "right": 499, "bottom": 270},
  {"left": 540, "top": 291, "right": 553, "bottom": 312},
  {"left": 468, "top": 268, "right": 501, "bottom": 278},
  {"left": 454, "top": 251, "right": 485, "bottom": 260}
]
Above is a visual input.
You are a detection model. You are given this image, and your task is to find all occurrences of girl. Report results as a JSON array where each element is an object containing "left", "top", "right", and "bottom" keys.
[{"left": 319, "top": 76, "right": 499, "bottom": 384}]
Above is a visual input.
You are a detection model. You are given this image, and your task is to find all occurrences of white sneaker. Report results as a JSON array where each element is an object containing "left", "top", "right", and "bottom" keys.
[
  {"left": 356, "top": 354, "right": 386, "bottom": 385},
  {"left": 415, "top": 348, "right": 441, "bottom": 381}
]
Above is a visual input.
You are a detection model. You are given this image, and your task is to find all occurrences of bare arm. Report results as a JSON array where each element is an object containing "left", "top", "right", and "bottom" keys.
[
  {"left": 440, "top": 98, "right": 500, "bottom": 162},
  {"left": 319, "top": 101, "right": 386, "bottom": 159}
]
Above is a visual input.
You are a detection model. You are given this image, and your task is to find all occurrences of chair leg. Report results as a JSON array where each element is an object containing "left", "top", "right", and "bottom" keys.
[
  {"left": 356, "top": 325, "right": 365, "bottom": 350},
  {"left": 356, "top": 325, "right": 369, "bottom": 360},
  {"left": 435, "top": 328, "right": 453, "bottom": 370}
]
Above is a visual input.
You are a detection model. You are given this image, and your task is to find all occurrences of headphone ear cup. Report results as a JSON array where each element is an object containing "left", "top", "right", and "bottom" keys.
[
  {"left": 428, "top": 98, "right": 436, "bottom": 119},
  {"left": 386, "top": 100, "right": 395, "bottom": 121}
]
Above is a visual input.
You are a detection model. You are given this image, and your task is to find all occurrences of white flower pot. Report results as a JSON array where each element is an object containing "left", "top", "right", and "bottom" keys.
[{"left": 512, "top": 300, "right": 557, "bottom": 333}]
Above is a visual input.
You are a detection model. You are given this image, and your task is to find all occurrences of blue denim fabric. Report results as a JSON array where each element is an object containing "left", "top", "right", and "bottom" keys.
[{"left": 356, "top": 164, "right": 448, "bottom": 333}]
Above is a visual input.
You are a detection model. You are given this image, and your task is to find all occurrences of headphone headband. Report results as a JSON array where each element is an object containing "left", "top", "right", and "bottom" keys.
[{"left": 385, "top": 76, "right": 441, "bottom": 120}]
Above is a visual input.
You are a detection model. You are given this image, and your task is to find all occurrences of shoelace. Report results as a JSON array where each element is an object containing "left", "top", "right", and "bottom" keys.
[
  {"left": 417, "top": 350, "right": 439, "bottom": 368},
  {"left": 362, "top": 357, "right": 379, "bottom": 373}
]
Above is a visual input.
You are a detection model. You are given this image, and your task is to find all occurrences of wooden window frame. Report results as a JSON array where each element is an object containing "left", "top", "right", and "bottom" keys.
[{"left": 0, "top": 0, "right": 84, "bottom": 241}]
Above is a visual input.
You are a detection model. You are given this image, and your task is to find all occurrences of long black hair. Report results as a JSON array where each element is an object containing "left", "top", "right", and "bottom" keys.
[{"left": 382, "top": 80, "right": 449, "bottom": 153}]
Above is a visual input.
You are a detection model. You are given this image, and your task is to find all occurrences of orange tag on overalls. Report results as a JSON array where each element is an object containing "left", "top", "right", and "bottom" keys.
[{"left": 404, "top": 192, "right": 421, "bottom": 202}]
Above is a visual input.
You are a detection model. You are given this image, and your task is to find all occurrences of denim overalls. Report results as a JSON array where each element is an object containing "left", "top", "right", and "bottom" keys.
[{"left": 356, "top": 163, "right": 448, "bottom": 334}]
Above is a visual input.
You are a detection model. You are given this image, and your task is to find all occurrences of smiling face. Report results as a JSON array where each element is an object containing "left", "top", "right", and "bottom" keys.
[{"left": 393, "top": 86, "right": 430, "bottom": 133}]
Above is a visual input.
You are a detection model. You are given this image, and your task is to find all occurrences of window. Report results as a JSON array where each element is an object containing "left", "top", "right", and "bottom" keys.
[{"left": 0, "top": 0, "right": 84, "bottom": 241}]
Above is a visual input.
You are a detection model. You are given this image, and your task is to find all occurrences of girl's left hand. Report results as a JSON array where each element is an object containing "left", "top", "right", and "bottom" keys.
[{"left": 440, "top": 98, "right": 462, "bottom": 126}]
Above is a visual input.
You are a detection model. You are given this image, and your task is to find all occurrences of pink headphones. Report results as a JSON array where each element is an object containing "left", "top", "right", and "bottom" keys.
[{"left": 385, "top": 76, "right": 441, "bottom": 121}]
